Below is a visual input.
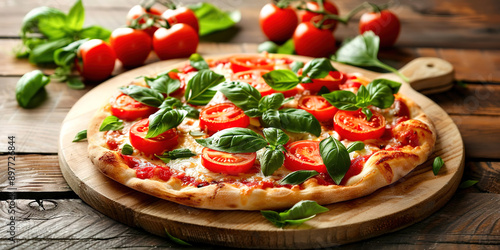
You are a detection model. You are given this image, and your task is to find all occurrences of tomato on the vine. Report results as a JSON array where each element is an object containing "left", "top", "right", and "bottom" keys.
[
  {"left": 334, "top": 109, "right": 386, "bottom": 141},
  {"left": 301, "top": 0, "right": 339, "bottom": 31},
  {"left": 153, "top": 23, "right": 199, "bottom": 60},
  {"left": 126, "top": 5, "right": 163, "bottom": 36},
  {"left": 201, "top": 148, "right": 256, "bottom": 175},
  {"left": 259, "top": 3, "right": 298, "bottom": 44},
  {"left": 129, "top": 118, "right": 179, "bottom": 156},
  {"left": 284, "top": 140, "right": 327, "bottom": 173},
  {"left": 161, "top": 7, "right": 199, "bottom": 34},
  {"left": 110, "top": 92, "right": 157, "bottom": 121},
  {"left": 359, "top": 10, "right": 400, "bottom": 47},
  {"left": 293, "top": 22, "right": 336, "bottom": 58},
  {"left": 110, "top": 27, "right": 151, "bottom": 68},
  {"left": 199, "top": 103, "right": 250, "bottom": 134},
  {"left": 77, "top": 39, "right": 116, "bottom": 82},
  {"left": 298, "top": 95, "right": 338, "bottom": 123}
]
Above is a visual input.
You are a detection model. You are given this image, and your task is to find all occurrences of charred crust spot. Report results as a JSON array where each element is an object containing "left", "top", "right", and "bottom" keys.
[
  {"left": 99, "top": 152, "right": 117, "bottom": 164},
  {"left": 375, "top": 151, "right": 419, "bottom": 183}
]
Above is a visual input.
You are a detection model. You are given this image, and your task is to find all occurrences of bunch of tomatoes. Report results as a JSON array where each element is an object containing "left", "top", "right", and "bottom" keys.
[
  {"left": 79, "top": 3, "right": 200, "bottom": 82},
  {"left": 259, "top": 0, "right": 401, "bottom": 57}
]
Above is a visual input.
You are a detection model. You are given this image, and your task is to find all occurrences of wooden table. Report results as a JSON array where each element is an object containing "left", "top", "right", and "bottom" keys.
[{"left": 1, "top": 0, "right": 498, "bottom": 248}]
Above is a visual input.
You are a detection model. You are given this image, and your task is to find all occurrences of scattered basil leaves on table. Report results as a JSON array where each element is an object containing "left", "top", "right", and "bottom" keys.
[
  {"left": 432, "top": 156, "right": 445, "bottom": 175},
  {"left": 15, "top": 70, "right": 50, "bottom": 108},
  {"left": 121, "top": 144, "right": 134, "bottom": 155},
  {"left": 164, "top": 229, "right": 192, "bottom": 246},
  {"left": 156, "top": 149, "right": 197, "bottom": 163},
  {"left": 188, "top": 2, "right": 241, "bottom": 36},
  {"left": 261, "top": 200, "right": 329, "bottom": 228},
  {"left": 99, "top": 116, "right": 124, "bottom": 131},
  {"left": 72, "top": 129, "right": 87, "bottom": 142},
  {"left": 459, "top": 180, "right": 479, "bottom": 189}
]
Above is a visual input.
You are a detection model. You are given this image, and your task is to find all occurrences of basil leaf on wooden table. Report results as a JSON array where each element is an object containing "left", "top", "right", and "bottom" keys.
[
  {"left": 218, "top": 81, "right": 261, "bottom": 111},
  {"left": 146, "top": 109, "right": 187, "bottom": 138},
  {"left": 66, "top": 0, "right": 85, "bottom": 31},
  {"left": 279, "top": 170, "right": 319, "bottom": 185},
  {"left": 120, "top": 85, "right": 164, "bottom": 107},
  {"left": 78, "top": 25, "right": 111, "bottom": 40},
  {"left": 320, "top": 136, "right": 351, "bottom": 185},
  {"left": 165, "top": 229, "right": 192, "bottom": 246},
  {"left": 16, "top": 70, "right": 50, "bottom": 108},
  {"left": 189, "top": 53, "right": 209, "bottom": 70},
  {"left": 188, "top": 2, "right": 241, "bottom": 36},
  {"left": 72, "top": 129, "right": 87, "bottom": 142},
  {"left": 432, "top": 156, "right": 444, "bottom": 175},
  {"left": 29, "top": 38, "right": 73, "bottom": 64},
  {"left": 196, "top": 128, "right": 268, "bottom": 153},
  {"left": 99, "top": 116, "right": 124, "bottom": 131},
  {"left": 156, "top": 149, "right": 197, "bottom": 163},
  {"left": 261, "top": 200, "right": 329, "bottom": 228},
  {"left": 184, "top": 70, "right": 225, "bottom": 105}
]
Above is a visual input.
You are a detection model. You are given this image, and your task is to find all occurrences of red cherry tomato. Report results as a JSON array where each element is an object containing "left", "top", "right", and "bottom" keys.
[
  {"left": 334, "top": 109, "right": 386, "bottom": 141},
  {"left": 300, "top": 70, "right": 344, "bottom": 93},
  {"left": 230, "top": 56, "right": 275, "bottom": 73},
  {"left": 201, "top": 148, "right": 256, "bottom": 175},
  {"left": 359, "top": 10, "right": 401, "bottom": 47},
  {"left": 199, "top": 103, "right": 250, "bottom": 134},
  {"left": 293, "top": 22, "right": 336, "bottom": 58},
  {"left": 161, "top": 7, "right": 199, "bottom": 34},
  {"left": 77, "top": 39, "right": 116, "bottom": 82},
  {"left": 110, "top": 27, "right": 151, "bottom": 68},
  {"left": 259, "top": 3, "right": 298, "bottom": 44},
  {"left": 232, "top": 70, "right": 298, "bottom": 97},
  {"left": 129, "top": 118, "right": 179, "bottom": 156},
  {"left": 153, "top": 23, "right": 199, "bottom": 60},
  {"left": 284, "top": 140, "right": 327, "bottom": 173},
  {"left": 301, "top": 0, "right": 339, "bottom": 31},
  {"left": 298, "top": 95, "right": 338, "bottom": 123},
  {"left": 110, "top": 92, "right": 157, "bottom": 121},
  {"left": 126, "top": 5, "right": 163, "bottom": 36}
]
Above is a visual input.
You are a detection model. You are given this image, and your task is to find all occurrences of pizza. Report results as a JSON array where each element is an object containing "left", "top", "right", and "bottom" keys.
[{"left": 87, "top": 54, "right": 436, "bottom": 210}]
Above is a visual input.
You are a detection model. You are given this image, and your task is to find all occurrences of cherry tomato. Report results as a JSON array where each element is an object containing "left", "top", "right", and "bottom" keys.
[
  {"left": 201, "top": 148, "right": 256, "bottom": 175},
  {"left": 230, "top": 56, "right": 275, "bottom": 73},
  {"left": 284, "top": 140, "right": 327, "bottom": 173},
  {"left": 232, "top": 69, "right": 298, "bottom": 97},
  {"left": 110, "top": 27, "right": 151, "bottom": 68},
  {"left": 199, "top": 103, "right": 250, "bottom": 134},
  {"left": 153, "top": 23, "right": 199, "bottom": 60},
  {"left": 259, "top": 3, "right": 298, "bottom": 44},
  {"left": 161, "top": 7, "right": 199, "bottom": 34},
  {"left": 300, "top": 70, "right": 344, "bottom": 93},
  {"left": 298, "top": 95, "right": 338, "bottom": 123},
  {"left": 77, "top": 39, "right": 116, "bottom": 82},
  {"left": 359, "top": 10, "right": 401, "bottom": 47},
  {"left": 301, "top": 0, "right": 339, "bottom": 31},
  {"left": 293, "top": 22, "right": 336, "bottom": 58},
  {"left": 126, "top": 5, "right": 163, "bottom": 36},
  {"left": 110, "top": 92, "right": 157, "bottom": 121},
  {"left": 334, "top": 109, "right": 386, "bottom": 141},
  {"left": 129, "top": 118, "right": 179, "bottom": 156}
]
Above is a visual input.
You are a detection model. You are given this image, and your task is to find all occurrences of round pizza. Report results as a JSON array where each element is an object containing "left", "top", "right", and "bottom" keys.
[{"left": 87, "top": 54, "right": 436, "bottom": 210}]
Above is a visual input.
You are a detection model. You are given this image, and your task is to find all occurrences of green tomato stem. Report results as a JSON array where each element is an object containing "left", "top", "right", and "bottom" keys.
[{"left": 373, "top": 60, "right": 409, "bottom": 82}]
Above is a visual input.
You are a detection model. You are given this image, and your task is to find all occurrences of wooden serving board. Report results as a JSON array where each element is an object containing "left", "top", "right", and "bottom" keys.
[{"left": 58, "top": 54, "right": 464, "bottom": 249}]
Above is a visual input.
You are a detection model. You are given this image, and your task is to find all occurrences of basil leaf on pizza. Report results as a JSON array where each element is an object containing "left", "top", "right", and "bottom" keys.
[
  {"left": 321, "top": 90, "right": 358, "bottom": 111},
  {"left": 260, "top": 148, "right": 285, "bottom": 176},
  {"left": 159, "top": 97, "right": 199, "bottom": 119},
  {"left": 218, "top": 81, "right": 261, "bottom": 111},
  {"left": 189, "top": 53, "right": 209, "bottom": 70},
  {"left": 120, "top": 85, "right": 164, "bottom": 107},
  {"left": 196, "top": 128, "right": 268, "bottom": 153},
  {"left": 263, "top": 127, "right": 289, "bottom": 148},
  {"left": 262, "top": 69, "right": 300, "bottom": 91},
  {"left": 260, "top": 109, "right": 282, "bottom": 128},
  {"left": 258, "top": 93, "right": 285, "bottom": 111},
  {"left": 184, "top": 70, "right": 225, "bottom": 105},
  {"left": 156, "top": 149, "right": 197, "bottom": 163},
  {"left": 99, "top": 115, "right": 124, "bottom": 131},
  {"left": 121, "top": 143, "right": 133, "bottom": 155},
  {"left": 320, "top": 136, "right": 351, "bottom": 185},
  {"left": 279, "top": 170, "right": 319, "bottom": 185},
  {"left": 347, "top": 141, "right": 365, "bottom": 153},
  {"left": 146, "top": 109, "right": 187, "bottom": 138},
  {"left": 261, "top": 200, "right": 328, "bottom": 228},
  {"left": 144, "top": 73, "right": 181, "bottom": 96},
  {"left": 244, "top": 108, "right": 263, "bottom": 118},
  {"left": 290, "top": 61, "right": 304, "bottom": 74},
  {"left": 301, "top": 58, "right": 337, "bottom": 80},
  {"left": 278, "top": 109, "right": 322, "bottom": 137}
]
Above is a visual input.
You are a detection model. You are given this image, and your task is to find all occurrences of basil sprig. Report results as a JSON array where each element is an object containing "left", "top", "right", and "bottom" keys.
[
  {"left": 72, "top": 129, "right": 87, "bottom": 142},
  {"left": 184, "top": 70, "right": 225, "bottom": 105},
  {"left": 146, "top": 108, "right": 187, "bottom": 138},
  {"left": 159, "top": 97, "right": 199, "bottom": 119},
  {"left": 261, "top": 58, "right": 337, "bottom": 91},
  {"left": 432, "top": 156, "right": 444, "bottom": 175},
  {"left": 99, "top": 116, "right": 124, "bottom": 131},
  {"left": 120, "top": 85, "right": 164, "bottom": 107},
  {"left": 189, "top": 53, "right": 209, "bottom": 70},
  {"left": 218, "top": 81, "right": 262, "bottom": 111},
  {"left": 333, "top": 31, "right": 409, "bottom": 82},
  {"left": 143, "top": 70, "right": 181, "bottom": 96},
  {"left": 322, "top": 79, "right": 401, "bottom": 120},
  {"left": 156, "top": 149, "right": 197, "bottom": 163},
  {"left": 15, "top": 70, "right": 50, "bottom": 108},
  {"left": 261, "top": 200, "right": 328, "bottom": 228}
]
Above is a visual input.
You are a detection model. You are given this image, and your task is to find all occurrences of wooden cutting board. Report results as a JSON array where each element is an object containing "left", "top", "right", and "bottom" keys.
[{"left": 58, "top": 55, "right": 463, "bottom": 249}]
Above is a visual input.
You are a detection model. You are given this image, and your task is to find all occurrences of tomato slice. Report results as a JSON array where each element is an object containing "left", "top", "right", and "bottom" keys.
[
  {"left": 201, "top": 148, "right": 256, "bottom": 175},
  {"left": 300, "top": 71, "right": 344, "bottom": 93},
  {"left": 284, "top": 140, "right": 327, "bottom": 173},
  {"left": 230, "top": 56, "right": 275, "bottom": 73},
  {"left": 298, "top": 95, "right": 338, "bottom": 123},
  {"left": 199, "top": 103, "right": 250, "bottom": 134},
  {"left": 334, "top": 109, "right": 386, "bottom": 141},
  {"left": 110, "top": 92, "right": 157, "bottom": 121},
  {"left": 340, "top": 154, "right": 370, "bottom": 185},
  {"left": 129, "top": 118, "right": 179, "bottom": 156},
  {"left": 232, "top": 69, "right": 298, "bottom": 97}
]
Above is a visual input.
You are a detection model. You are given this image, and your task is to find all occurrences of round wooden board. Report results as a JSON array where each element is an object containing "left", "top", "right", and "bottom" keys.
[{"left": 58, "top": 54, "right": 464, "bottom": 249}]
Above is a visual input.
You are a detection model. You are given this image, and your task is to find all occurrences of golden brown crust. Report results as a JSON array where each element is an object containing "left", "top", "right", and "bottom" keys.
[{"left": 87, "top": 56, "right": 437, "bottom": 211}]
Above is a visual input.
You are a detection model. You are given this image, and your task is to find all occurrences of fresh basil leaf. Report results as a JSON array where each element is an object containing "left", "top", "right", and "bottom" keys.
[
  {"left": 195, "top": 128, "right": 267, "bottom": 153},
  {"left": 78, "top": 25, "right": 112, "bottom": 41},
  {"left": 121, "top": 144, "right": 134, "bottom": 155},
  {"left": 54, "top": 39, "right": 88, "bottom": 66},
  {"left": 72, "top": 129, "right": 87, "bottom": 142},
  {"left": 244, "top": 108, "right": 263, "bottom": 118},
  {"left": 67, "top": 77, "right": 85, "bottom": 90},
  {"left": 277, "top": 39, "right": 295, "bottom": 55},
  {"left": 29, "top": 38, "right": 72, "bottom": 64},
  {"left": 260, "top": 210, "right": 284, "bottom": 228},
  {"left": 459, "top": 180, "right": 479, "bottom": 189},
  {"left": 371, "top": 79, "right": 402, "bottom": 94},
  {"left": 279, "top": 109, "right": 322, "bottom": 137},
  {"left": 432, "top": 156, "right": 444, "bottom": 176},
  {"left": 99, "top": 116, "right": 124, "bottom": 131},
  {"left": 156, "top": 149, "right": 196, "bottom": 163},
  {"left": 260, "top": 149, "right": 285, "bottom": 176},
  {"left": 16, "top": 70, "right": 50, "bottom": 108},
  {"left": 181, "top": 105, "right": 200, "bottom": 119},
  {"left": 188, "top": 2, "right": 240, "bottom": 36},
  {"left": 258, "top": 41, "right": 278, "bottom": 53},
  {"left": 346, "top": 141, "right": 365, "bottom": 153},
  {"left": 317, "top": 86, "right": 330, "bottom": 95},
  {"left": 218, "top": 81, "right": 261, "bottom": 111},
  {"left": 262, "top": 70, "right": 300, "bottom": 91},
  {"left": 145, "top": 74, "right": 180, "bottom": 96},
  {"left": 66, "top": 0, "right": 84, "bottom": 31},
  {"left": 37, "top": 15, "right": 69, "bottom": 40},
  {"left": 361, "top": 107, "right": 373, "bottom": 121},
  {"left": 263, "top": 127, "right": 289, "bottom": 147},
  {"left": 262, "top": 200, "right": 328, "bottom": 228},
  {"left": 322, "top": 90, "right": 358, "bottom": 111},
  {"left": 279, "top": 170, "right": 319, "bottom": 185},
  {"left": 21, "top": 6, "right": 66, "bottom": 36},
  {"left": 258, "top": 93, "right": 285, "bottom": 112},
  {"left": 184, "top": 70, "right": 225, "bottom": 105},
  {"left": 120, "top": 85, "right": 164, "bottom": 107},
  {"left": 146, "top": 109, "right": 187, "bottom": 138},
  {"left": 159, "top": 97, "right": 183, "bottom": 109},
  {"left": 165, "top": 229, "right": 192, "bottom": 246},
  {"left": 355, "top": 85, "right": 371, "bottom": 107},
  {"left": 290, "top": 61, "right": 304, "bottom": 74},
  {"left": 189, "top": 130, "right": 207, "bottom": 137},
  {"left": 189, "top": 53, "right": 209, "bottom": 70},
  {"left": 320, "top": 136, "right": 351, "bottom": 185},
  {"left": 301, "top": 58, "right": 336, "bottom": 80},
  {"left": 260, "top": 110, "right": 281, "bottom": 128},
  {"left": 366, "top": 80, "right": 398, "bottom": 109}
]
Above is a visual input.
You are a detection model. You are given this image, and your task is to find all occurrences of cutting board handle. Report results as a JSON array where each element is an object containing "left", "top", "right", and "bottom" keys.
[{"left": 399, "top": 57, "right": 455, "bottom": 95}]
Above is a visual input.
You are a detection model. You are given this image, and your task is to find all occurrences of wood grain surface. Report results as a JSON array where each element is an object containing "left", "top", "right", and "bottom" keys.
[{"left": 57, "top": 55, "right": 464, "bottom": 248}]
